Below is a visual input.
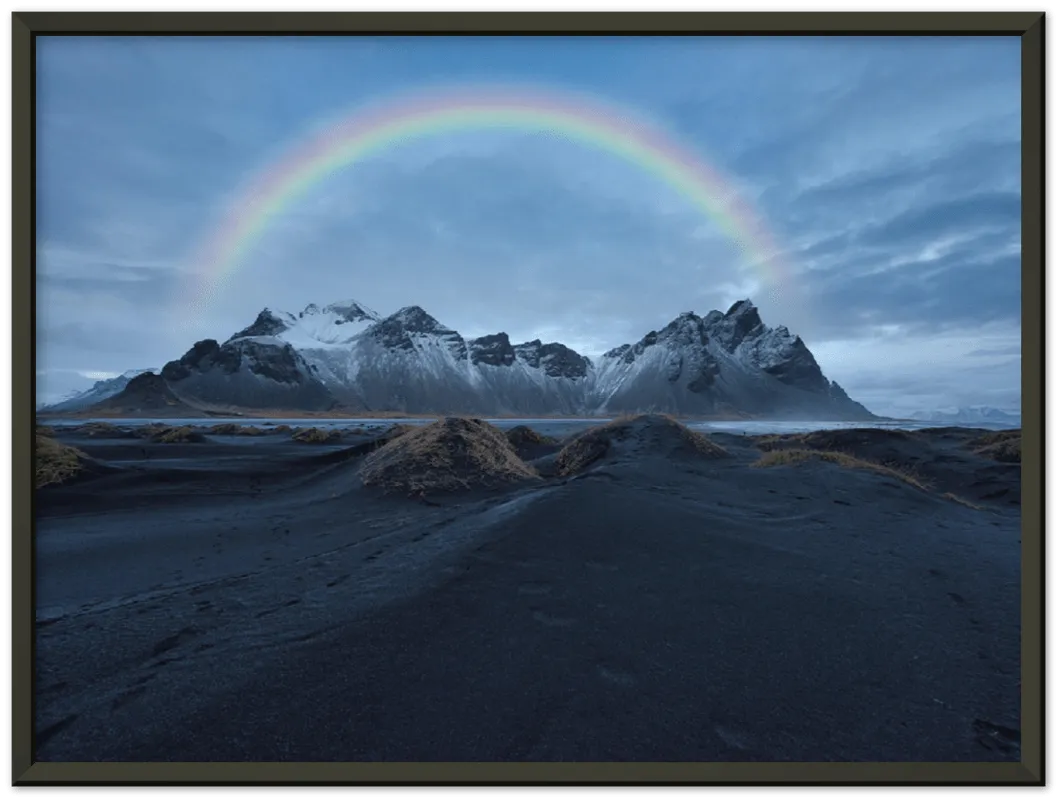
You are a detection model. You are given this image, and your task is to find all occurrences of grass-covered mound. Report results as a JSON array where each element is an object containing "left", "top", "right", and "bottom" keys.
[
  {"left": 150, "top": 426, "right": 207, "bottom": 444},
  {"left": 968, "top": 430, "right": 1021, "bottom": 463},
  {"left": 358, "top": 417, "right": 540, "bottom": 494},
  {"left": 72, "top": 421, "right": 135, "bottom": 439},
  {"left": 555, "top": 414, "right": 728, "bottom": 477},
  {"left": 36, "top": 435, "right": 91, "bottom": 488},
  {"left": 291, "top": 427, "right": 343, "bottom": 444},
  {"left": 130, "top": 423, "right": 170, "bottom": 439}
]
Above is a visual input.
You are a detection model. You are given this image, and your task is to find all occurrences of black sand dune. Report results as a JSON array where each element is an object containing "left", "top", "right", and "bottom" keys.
[
  {"left": 753, "top": 427, "right": 1022, "bottom": 509},
  {"left": 34, "top": 416, "right": 1021, "bottom": 762}
]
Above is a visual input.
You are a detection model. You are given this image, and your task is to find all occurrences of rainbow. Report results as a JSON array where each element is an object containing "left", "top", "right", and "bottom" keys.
[{"left": 187, "top": 86, "right": 791, "bottom": 314}]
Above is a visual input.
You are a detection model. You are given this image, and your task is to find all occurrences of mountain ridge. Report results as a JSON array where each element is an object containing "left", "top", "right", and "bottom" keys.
[{"left": 44, "top": 298, "right": 876, "bottom": 420}]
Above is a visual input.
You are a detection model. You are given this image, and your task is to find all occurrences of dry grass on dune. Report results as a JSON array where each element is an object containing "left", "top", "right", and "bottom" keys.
[
  {"left": 131, "top": 423, "right": 169, "bottom": 439},
  {"left": 752, "top": 448, "right": 931, "bottom": 491},
  {"left": 555, "top": 413, "right": 728, "bottom": 477},
  {"left": 554, "top": 427, "right": 613, "bottom": 476},
  {"left": 150, "top": 426, "right": 207, "bottom": 444},
  {"left": 291, "top": 427, "right": 343, "bottom": 444},
  {"left": 968, "top": 430, "right": 1021, "bottom": 463},
  {"left": 36, "top": 424, "right": 56, "bottom": 437},
  {"left": 753, "top": 428, "right": 920, "bottom": 453},
  {"left": 207, "top": 423, "right": 266, "bottom": 436},
  {"left": 36, "top": 435, "right": 89, "bottom": 488},
  {"left": 74, "top": 421, "right": 127, "bottom": 438},
  {"left": 358, "top": 417, "right": 539, "bottom": 495},
  {"left": 942, "top": 492, "right": 985, "bottom": 511}
]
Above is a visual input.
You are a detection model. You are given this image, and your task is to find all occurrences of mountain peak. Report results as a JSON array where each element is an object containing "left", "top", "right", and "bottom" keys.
[
  {"left": 228, "top": 309, "right": 292, "bottom": 342},
  {"left": 725, "top": 299, "right": 757, "bottom": 317},
  {"left": 388, "top": 305, "right": 446, "bottom": 331},
  {"left": 324, "top": 299, "right": 379, "bottom": 320}
]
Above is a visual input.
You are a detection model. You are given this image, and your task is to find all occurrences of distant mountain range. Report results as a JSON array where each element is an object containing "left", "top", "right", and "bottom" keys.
[
  {"left": 40, "top": 369, "right": 157, "bottom": 413},
  {"left": 41, "top": 298, "right": 876, "bottom": 420},
  {"left": 907, "top": 407, "right": 1021, "bottom": 427}
]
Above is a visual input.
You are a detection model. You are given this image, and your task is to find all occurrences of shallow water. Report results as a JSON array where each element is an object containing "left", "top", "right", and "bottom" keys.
[{"left": 45, "top": 416, "right": 1020, "bottom": 435}]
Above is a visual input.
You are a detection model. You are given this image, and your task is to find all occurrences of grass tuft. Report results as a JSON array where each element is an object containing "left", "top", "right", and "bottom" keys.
[
  {"left": 291, "top": 427, "right": 342, "bottom": 444},
  {"left": 968, "top": 430, "right": 1021, "bottom": 463},
  {"left": 942, "top": 492, "right": 985, "bottom": 511},
  {"left": 35, "top": 435, "right": 89, "bottom": 488}
]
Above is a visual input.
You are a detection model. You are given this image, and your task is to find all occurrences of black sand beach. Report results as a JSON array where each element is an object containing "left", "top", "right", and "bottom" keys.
[{"left": 34, "top": 417, "right": 1021, "bottom": 762}]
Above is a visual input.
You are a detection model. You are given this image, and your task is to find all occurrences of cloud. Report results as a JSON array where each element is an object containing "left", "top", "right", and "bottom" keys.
[{"left": 33, "top": 35, "right": 1023, "bottom": 415}]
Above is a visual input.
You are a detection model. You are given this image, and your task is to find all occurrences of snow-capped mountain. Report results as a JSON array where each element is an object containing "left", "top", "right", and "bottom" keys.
[
  {"left": 40, "top": 368, "right": 157, "bottom": 412},
  {"left": 589, "top": 301, "right": 870, "bottom": 419},
  {"left": 89, "top": 298, "right": 875, "bottom": 419},
  {"left": 908, "top": 406, "right": 1021, "bottom": 428}
]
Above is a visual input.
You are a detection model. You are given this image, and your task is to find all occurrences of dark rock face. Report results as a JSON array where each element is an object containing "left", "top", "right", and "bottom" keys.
[
  {"left": 106, "top": 374, "right": 174, "bottom": 406},
  {"left": 161, "top": 340, "right": 241, "bottom": 382},
  {"left": 92, "top": 372, "right": 199, "bottom": 414},
  {"left": 710, "top": 300, "right": 766, "bottom": 352},
  {"left": 161, "top": 338, "right": 337, "bottom": 411},
  {"left": 758, "top": 337, "right": 830, "bottom": 393},
  {"left": 369, "top": 306, "right": 468, "bottom": 360},
  {"left": 228, "top": 309, "right": 290, "bottom": 342},
  {"left": 514, "top": 340, "right": 591, "bottom": 378},
  {"left": 469, "top": 334, "right": 516, "bottom": 367}
]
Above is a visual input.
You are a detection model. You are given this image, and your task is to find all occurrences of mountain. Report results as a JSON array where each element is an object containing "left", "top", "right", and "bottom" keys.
[
  {"left": 590, "top": 301, "right": 871, "bottom": 419},
  {"left": 90, "top": 298, "right": 874, "bottom": 420},
  {"left": 908, "top": 406, "right": 1021, "bottom": 428},
  {"left": 40, "top": 368, "right": 157, "bottom": 413},
  {"left": 89, "top": 372, "right": 203, "bottom": 416}
]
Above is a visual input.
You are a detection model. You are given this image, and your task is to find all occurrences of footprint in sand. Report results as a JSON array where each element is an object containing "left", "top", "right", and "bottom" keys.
[
  {"left": 597, "top": 665, "right": 636, "bottom": 687},
  {"left": 149, "top": 626, "right": 199, "bottom": 659},
  {"left": 973, "top": 718, "right": 1020, "bottom": 755},
  {"left": 517, "top": 582, "right": 553, "bottom": 596},
  {"left": 532, "top": 610, "right": 575, "bottom": 628},
  {"left": 585, "top": 560, "right": 619, "bottom": 572},
  {"left": 111, "top": 685, "right": 148, "bottom": 711},
  {"left": 714, "top": 726, "right": 752, "bottom": 751}
]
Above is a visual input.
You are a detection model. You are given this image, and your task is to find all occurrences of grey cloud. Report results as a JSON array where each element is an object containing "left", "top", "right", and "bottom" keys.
[
  {"left": 806, "top": 249, "right": 1020, "bottom": 342},
  {"left": 855, "top": 192, "right": 1020, "bottom": 249},
  {"left": 966, "top": 344, "right": 1022, "bottom": 358}
]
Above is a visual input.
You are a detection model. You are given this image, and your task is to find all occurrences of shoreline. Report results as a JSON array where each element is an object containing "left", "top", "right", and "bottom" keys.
[{"left": 37, "top": 409, "right": 890, "bottom": 424}]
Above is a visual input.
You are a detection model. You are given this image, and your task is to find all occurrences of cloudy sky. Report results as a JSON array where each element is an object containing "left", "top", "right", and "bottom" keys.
[{"left": 36, "top": 35, "right": 1021, "bottom": 416}]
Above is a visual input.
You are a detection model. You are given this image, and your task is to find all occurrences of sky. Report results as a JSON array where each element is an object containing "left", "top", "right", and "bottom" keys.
[{"left": 35, "top": 35, "right": 1022, "bottom": 416}]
